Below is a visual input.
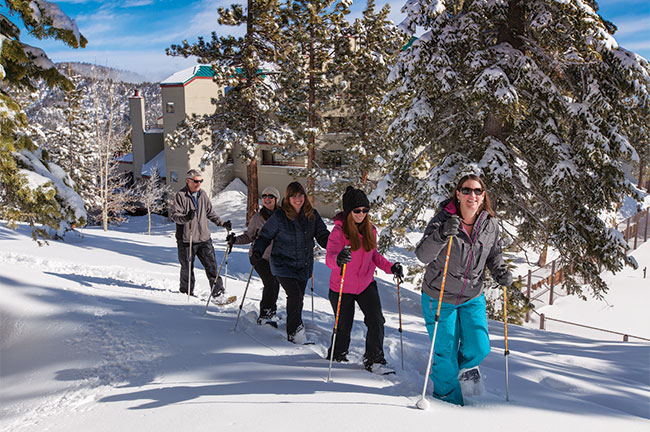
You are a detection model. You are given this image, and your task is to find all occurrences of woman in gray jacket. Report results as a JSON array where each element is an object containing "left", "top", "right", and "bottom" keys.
[
  {"left": 227, "top": 186, "right": 281, "bottom": 327},
  {"left": 415, "top": 174, "right": 512, "bottom": 406}
]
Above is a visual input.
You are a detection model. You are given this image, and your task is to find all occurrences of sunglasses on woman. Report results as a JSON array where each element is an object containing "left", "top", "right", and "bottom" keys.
[
  {"left": 261, "top": 194, "right": 275, "bottom": 199},
  {"left": 188, "top": 179, "right": 203, "bottom": 184},
  {"left": 459, "top": 187, "right": 483, "bottom": 195},
  {"left": 352, "top": 208, "right": 370, "bottom": 214}
]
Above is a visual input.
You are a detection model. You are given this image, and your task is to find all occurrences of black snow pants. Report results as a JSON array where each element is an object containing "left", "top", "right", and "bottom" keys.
[
  {"left": 328, "top": 281, "right": 386, "bottom": 364},
  {"left": 177, "top": 240, "right": 222, "bottom": 296}
]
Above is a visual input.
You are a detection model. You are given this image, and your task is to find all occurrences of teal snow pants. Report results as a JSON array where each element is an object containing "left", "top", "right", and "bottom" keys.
[{"left": 421, "top": 292, "right": 490, "bottom": 406}]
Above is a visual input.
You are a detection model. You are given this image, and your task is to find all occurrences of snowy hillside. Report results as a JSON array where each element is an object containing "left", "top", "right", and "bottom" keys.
[{"left": 0, "top": 190, "right": 648, "bottom": 431}]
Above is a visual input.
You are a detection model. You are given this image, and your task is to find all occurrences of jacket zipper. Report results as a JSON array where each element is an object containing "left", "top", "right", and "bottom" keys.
[{"left": 455, "top": 211, "right": 486, "bottom": 305}]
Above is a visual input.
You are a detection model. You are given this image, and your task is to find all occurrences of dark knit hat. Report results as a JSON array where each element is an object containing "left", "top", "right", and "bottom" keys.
[{"left": 342, "top": 186, "right": 370, "bottom": 215}]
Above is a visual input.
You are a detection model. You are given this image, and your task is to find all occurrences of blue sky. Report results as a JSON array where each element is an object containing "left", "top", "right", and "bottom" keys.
[{"left": 4, "top": 0, "right": 650, "bottom": 82}]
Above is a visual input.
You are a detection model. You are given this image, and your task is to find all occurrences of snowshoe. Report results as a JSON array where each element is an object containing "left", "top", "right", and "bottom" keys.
[
  {"left": 211, "top": 293, "right": 237, "bottom": 306},
  {"left": 365, "top": 362, "right": 396, "bottom": 375},
  {"left": 459, "top": 367, "right": 484, "bottom": 396}
]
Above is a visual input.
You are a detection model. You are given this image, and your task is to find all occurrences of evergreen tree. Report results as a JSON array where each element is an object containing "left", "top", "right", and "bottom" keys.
[
  {"left": 321, "top": 0, "right": 405, "bottom": 202},
  {"left": 275, "top": 0, "right": 350, "bottom": 197},
  {"left": 382, "top": 0, "right": 650, "bottom": 298},
  {"left": 1, "top": 0, "right": 88, "bottom": 238},
  {"left": 42, "top": 71, "right": 98, "bottom": 208},
  {"left": 166, "top": 0, "right": 293, "bottom": 223}
]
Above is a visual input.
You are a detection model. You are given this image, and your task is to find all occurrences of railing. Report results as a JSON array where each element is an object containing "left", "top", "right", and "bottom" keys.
[
  {"left": 517, "top": 207, "right": 650, "bottom": 342},
  {"left": 616, "top": 208, "right": 649, "bottom": 251},
  {"left": 534, "top": 310, "right": 650, "bottom": 342}
]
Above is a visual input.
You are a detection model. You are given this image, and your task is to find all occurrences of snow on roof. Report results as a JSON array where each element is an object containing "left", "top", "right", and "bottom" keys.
[
  {"left": 117, "top": 153, "right": 133, "bottom": 163},
  {"left": 141, "top": 151, "right": 166, "bottom": 178},
  {"left": 160, "top": 65, "right": 214, "bottom": 86}
]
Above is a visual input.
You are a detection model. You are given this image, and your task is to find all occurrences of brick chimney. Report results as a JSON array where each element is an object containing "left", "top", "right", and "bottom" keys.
[{"left": 129, "top": 90, "right": 145, "bottom": 179}]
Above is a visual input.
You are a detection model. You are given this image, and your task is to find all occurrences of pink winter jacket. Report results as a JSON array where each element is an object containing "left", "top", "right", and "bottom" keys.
[{"left": 326, "top": 213, "right": 394, "bottom": 295}]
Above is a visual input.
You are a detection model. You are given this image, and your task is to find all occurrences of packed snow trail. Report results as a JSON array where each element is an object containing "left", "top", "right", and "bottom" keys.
[{"left": 1, "top": 217, "right": 648, "bottom": 432}]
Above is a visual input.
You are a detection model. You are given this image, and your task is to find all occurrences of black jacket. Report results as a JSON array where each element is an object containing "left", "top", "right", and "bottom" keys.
[{"left": 253, "top": 208, "right": 329, "bottom": 280}]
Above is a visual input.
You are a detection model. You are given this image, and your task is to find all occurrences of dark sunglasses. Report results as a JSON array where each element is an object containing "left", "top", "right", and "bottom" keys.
[
  {"left": 352, "top": 208, "right": 370, "bottom": 214},
  {"left": 261, "top": 194, "right": 275, "bottom": 199},
  {"left": 188, "top": 178, "right": 204, "bottom": 184},
  {"left": 459, "top": 187, "right": 483, "bottom": 195}
]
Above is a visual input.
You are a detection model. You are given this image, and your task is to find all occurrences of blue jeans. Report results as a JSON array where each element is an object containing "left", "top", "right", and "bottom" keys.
[{"left": 421, "top": 293, "right": 490, "bottom": 406}]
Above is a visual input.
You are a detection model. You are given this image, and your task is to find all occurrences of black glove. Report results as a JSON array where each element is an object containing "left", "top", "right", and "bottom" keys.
[
  {"left": 391, "top": 262, "right": 404, "bottom": 280},
  {"left": 440, "top": 215, "right": 461, "bottom": 238},
  {"left": 186, "top": 209, "right": 195, "bottom": 223},
  {"left": 336, "top": 247, "right": 352, "bottom": 268},
  {"left": 222, "top": 220, "right": 232, "bottom": 231},
  {"left": 250, "top": 251, "right": 263, "bottom": 267},
  {"left": 226, "top": 233, "right": 236, "bottom": 248},
  {"left": 509, "top": 286, "right": 535, "bottom": 309}
]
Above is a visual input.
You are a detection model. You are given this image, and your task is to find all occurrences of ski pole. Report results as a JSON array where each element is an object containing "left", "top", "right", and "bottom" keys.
[
  {"left": 327, "top": 246, "right": 350, "bottom": 383},
  {"left": 311, "top": 273, "right": 314, "bottom": 323},
  {"left": 187, "top": 219, "right": 193, "bottom": 302},
  {"left": 233, "top": 266, "right": 256, "bottom": 331},
  {"left": 395, "top": 274, "right": 404, "bottom": 370},
  {"left": 503, "top": 285, "right": 510, "bottom": 401},
  {"left": 416, "top": 235, "right": 454, "bottom": 410},
  {"left": 204, "top": 239, "right": 231, "bottom": 313}
]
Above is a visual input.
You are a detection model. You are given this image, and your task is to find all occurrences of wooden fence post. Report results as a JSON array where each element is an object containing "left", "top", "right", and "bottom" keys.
[
  {"left": 634, "top": 212, "right": 639, "bottom": 250},
  {"left": 526, "top": 270, "right": 532, "bottom": 323},
  {"left": 540, "top": 313, "right": 545, "bottom": 330},
  {"left": 549, "top": 260, "right": 556, "bottom": 305},
  {"left": 623, "top": 334, "right": 629, "bottom": 342}
]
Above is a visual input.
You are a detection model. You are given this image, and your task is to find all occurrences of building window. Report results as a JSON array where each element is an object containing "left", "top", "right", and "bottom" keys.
[
  {"left": 166, "top": 102, "right": 175, "bottom": 113},
  {"left": 170, "top": 171, "right": 178, "bottom": 182},
  {"left": 261, "top": 150, "right": 304, "bottom": 167},
  {"left": 320, "top": 149, "right": 344, "bottom": 168}
]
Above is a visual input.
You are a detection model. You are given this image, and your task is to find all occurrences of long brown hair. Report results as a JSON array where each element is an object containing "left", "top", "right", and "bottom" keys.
[
  {"left": 282, "top": 181, "right": 314, "bottom": 220},
  {"left": 342, "top": 212, "right": 376, "bottom": 252},
  {"left": 451, "top": 174, "right": 495, "bottom": 218}
]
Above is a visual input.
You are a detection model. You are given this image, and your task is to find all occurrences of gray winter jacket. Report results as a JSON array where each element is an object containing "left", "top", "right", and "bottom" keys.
[
  {"left": 234, "top": 207, "right": 274, "bottom": 260},
  {"left": 170, "top": 186, "right": 226, "bottom": 243},
  {"left": 415, "top": 199, "right": 512, "bottom": 305}
]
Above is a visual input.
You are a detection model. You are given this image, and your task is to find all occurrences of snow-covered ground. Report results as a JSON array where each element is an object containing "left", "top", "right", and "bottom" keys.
[{"left": 1, "top": 187, "right": 648, "bottom": 431}]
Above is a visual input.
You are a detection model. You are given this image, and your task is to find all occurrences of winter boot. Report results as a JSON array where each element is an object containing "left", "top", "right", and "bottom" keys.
[
  {"left": 257, "top": 310, "right": 279, "bottom": 328},
  {"left": 210, "top": 276, "right": 225, "bottom": 298},
  {"left": 459, "top": 366, "right": 484, "bottom": 397},
  {"left": 326, "top": 348, "right": 349, "bottom": 363},
  {"left": 288, "top": 324, "right": 313, "bottom": 345}
]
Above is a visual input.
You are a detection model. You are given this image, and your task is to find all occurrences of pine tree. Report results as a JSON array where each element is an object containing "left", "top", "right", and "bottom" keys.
[
  {"left": 275, "top": 0, "right": 350, "bottom": 198},
  {"left": 321, "top": 0, "right": 405, "bottom": 203},
  {"left": 41, "top": 71, "right": 98, "bottom": 208},
  {"left": 166, "top": 0, "right": 292, "bottom": 223},
  {"left": 382, "top": 0, "right": 650, "bottom": 298},
  {"left": 1, "top": 0, "right": 88, "bottom": 238}
]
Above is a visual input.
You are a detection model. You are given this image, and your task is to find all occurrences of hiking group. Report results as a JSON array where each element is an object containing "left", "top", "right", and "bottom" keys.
[{"left": 171, "top": 169, "right": 518, "bottom": 406}]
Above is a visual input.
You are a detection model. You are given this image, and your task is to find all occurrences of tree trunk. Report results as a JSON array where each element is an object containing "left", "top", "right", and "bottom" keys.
[
  {"left": 307, "top": 34, "right": 316, "bottom": 201},
  {"left": 148, "top": 209, "right": 151, "bottom": 236},
  {"left": 247, "top": 158, "right": 259, "bottom": 224},
  {"left": 639, "top": 159, "right": 645, "bottom": 189}
]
